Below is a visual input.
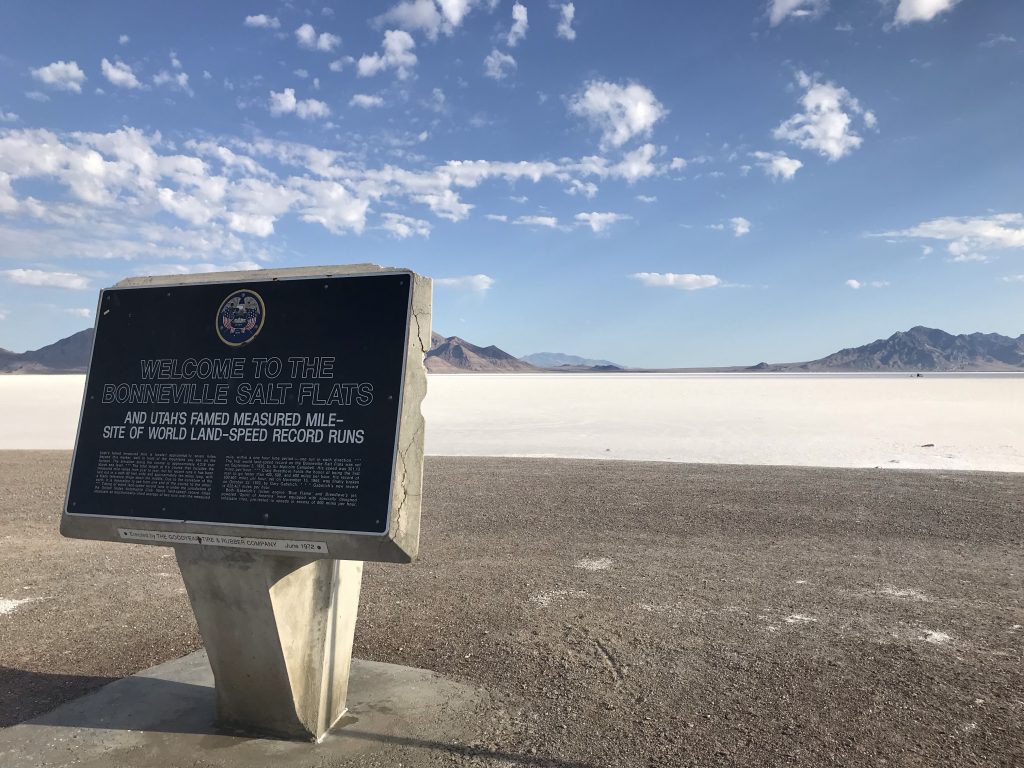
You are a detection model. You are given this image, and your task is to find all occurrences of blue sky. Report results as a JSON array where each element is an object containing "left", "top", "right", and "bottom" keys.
[{"left": 0, "top": 0, "right": 1022, "bottom": 366}]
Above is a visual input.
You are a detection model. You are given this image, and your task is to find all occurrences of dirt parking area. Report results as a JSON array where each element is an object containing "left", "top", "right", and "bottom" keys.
[{"left": 1, "top": 452, "right": 1022, "bottom": 766}]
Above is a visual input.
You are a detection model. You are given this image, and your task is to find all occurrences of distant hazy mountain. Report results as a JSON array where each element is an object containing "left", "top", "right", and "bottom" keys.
[
  {"left": 0, "top": 329, "right": 94, "bottom": 373},
  {"left": 520, "top": 352, "right": 623, "bottom": 369},
  {"left": 757, "top": 326, "right": 1024, "bottom": 372},
  {"left": 6, "top": 325, "right": 1021, "bottom": 374},
  {"left": 426, "top": 333, "right": 538, "bottom": 373}
]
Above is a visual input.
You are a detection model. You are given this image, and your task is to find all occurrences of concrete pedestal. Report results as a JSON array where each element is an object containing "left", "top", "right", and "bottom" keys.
[{"left": 175, "top": 546, "right": 363, "bottom": 741}]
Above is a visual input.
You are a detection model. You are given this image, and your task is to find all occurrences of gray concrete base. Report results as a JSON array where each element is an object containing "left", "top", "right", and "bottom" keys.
[{"left": 0, "top": 650, "right": 486, "bottom": 768}]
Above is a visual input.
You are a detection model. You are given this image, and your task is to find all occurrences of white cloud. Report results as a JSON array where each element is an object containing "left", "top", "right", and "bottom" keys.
[
  {"left": 0, "top": 309, "right": 7, "bottom": 320},
  {"left": 631, "top": 272, "right": 721, "bottom": 291},
  {"left": 437, "top": 0, "right": 474, "bottom": 27},
  {"left": 893, "top": 0, "right": 961, "bottom": 25},
  {"left": 294, "top": 69, "right": 309, "bottom": 79},
  {"left": 153, "top": 70, "right": 192, "bottom": 96},
  {"left": 774, "top": 71, "right": 874, "bottom": 161},
  {"left": 31, "top": 61, "right": 86, "bottom": 93},
  {"left": 3, "top": 268, "right": 89, "bottom": 290},
  {"left": 268, "top": 88, "right": 330, "bottom": 119},
  {"left": 245, "top": 14, "right": 280, "bottom": 29},
  {"left": 730, "top": 216, "right": 751, "bottom": 237},
  {"left": 751, "top": 150, "right": 802, "bottom": 180},
  {"left": 846, "top": 278, "right": 889, "bottom": 289},
  {"left": 485, "top": 213, "right": 508, "bottom": 221},
  {"left": 981, "top": 34, "right": 1016, "bottom": 48},
  {"left": 358, "top": 30, "right": 417, "bottom": 79},
  {"left": 350, "top": 93, "right": 385, "bottom": 108},
  {"left": 607, "top": 143, "right": 660, "bottom": 183},
  {"left": 636, "top": 194, "right": 656, "bottom": 203},
  {"left": 566, "top": 179, "right": 598, "bottom": 198},
  {"left": 921, "top": 245, "right": 933, "bottom": 256},
  {"left": 0, "top": 126, "right": 698, "bottom": 264},
  {"left": 296, "top": 23, "right": 341, "bottom": 51},
  {"left": 1001, "top": 275, "right": 1024, "bottom": 283},
  {"left": 329, "top": 56, "right": 355, "bottom": 72},
  {"left": 880, "top": 213, "right": 1024, "bottom": 261},
  {"left": 484, "top": 49, "right": 516, "bottom": 80},
  {"left": 507, "top": 2, "right": 528, "bottom": 46},
  {"left": 768, "top": 0, "right": 828, "bottom": 26},
  {"left": 381, "top": 212, "right": 431, "bottom": 238},
  {"left": 0, "top": 111, "right": 18, "bottom": 123},
  {"left": 25, "top": 91, "right": 50, "bottom": 102},
  {"left": 669, "top": 156, "right": 686, "bottom": 171},
  {"left": 118, "top": 34, "right": 130, "bottom": 44},
  {"left": 515, "top": 215, "right": 560, "bottom": 228},
  {"left": 101, "top": 58, "right": 142, "bottom": 89},
  {"left": 575, "top": 211, "right": 630, "bottom": 233},
  {"left": 65, "top": 307, "right": 92, "bottom": 318},
  {"left": 949, "top": 252, "right": 990, "bottom": 263},
  {"left": 557, "top": 3, "right": 576, "bottom": 40},
  {"left": 376, "top": 0, "right": 446, "bottom": 40},
  {"left": 568, "top": 80, "right": 666, "bottom": 149},
  {"left": 435, "top": 274, "right": 495, "bottom": 293}
]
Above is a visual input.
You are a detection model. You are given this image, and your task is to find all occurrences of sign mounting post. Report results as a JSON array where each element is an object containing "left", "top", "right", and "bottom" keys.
[{"left": 61, "top": 264, "right": 431, "bottom": 740}]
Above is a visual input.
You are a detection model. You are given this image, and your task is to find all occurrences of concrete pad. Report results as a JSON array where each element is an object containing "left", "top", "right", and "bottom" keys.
[{"left": 0, "top": 650, "right": 487, "bottom": 768}]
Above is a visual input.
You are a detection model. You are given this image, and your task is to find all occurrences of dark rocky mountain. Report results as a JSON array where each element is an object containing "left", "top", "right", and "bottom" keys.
[
  {"left": 0, "top": 329, "right": 94, "bottom": 373},
  {"left": 520, "top": 352, "right": 623, "bottom": 369},
  {"left": 426, "top": 333, "right": 538, "bottom": 373},
  {"left": 765, "top": 326, "right": 1024, "bottom": 372}
]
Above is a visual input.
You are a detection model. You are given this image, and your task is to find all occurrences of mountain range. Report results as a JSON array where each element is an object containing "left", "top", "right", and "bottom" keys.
[{"left": 2, "top": 326, "right": 1023, "bottom": 374}]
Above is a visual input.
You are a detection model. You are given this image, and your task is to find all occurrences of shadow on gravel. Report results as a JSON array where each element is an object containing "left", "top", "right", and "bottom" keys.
[
  {"left": 0, "top": 667, "right": 214, "bottom": 733},
  {"left": 0, "top": 667, "right": 118, "bottom": 727},
  {"left": 338, "top": 729, "right": 599, "bottom": 768}
]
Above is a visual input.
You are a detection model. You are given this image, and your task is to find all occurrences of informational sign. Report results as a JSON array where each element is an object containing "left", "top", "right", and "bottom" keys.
[{"left": 64, "top": 270, "right": 420, "bottom": 541}]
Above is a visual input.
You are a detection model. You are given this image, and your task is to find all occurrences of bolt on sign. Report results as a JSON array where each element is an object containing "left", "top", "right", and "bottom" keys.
[{"left": 61, "top": 265, "right": 431, "bottom": 563}]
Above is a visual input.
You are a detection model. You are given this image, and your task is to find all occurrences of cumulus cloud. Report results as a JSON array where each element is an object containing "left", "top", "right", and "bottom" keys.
[
  {"left": 575, "top": 211, "right": 630, "bottom": 233},
  {"left": 244, "top": 14, "right": 280, "bottom": 28},
  {"left": 774, "top": 71, "right": 875, "bottom": 161},
  {"left": 515, "top": 215, "right": 560, "bottom": 228},
  {"left": 750, "top": 150, "right": 802, "bottom": 180},
  {"left": 153, "top": 69, "right": 192, "bottom": 96},
  {"left": 358, "top": 30, "right": 417, "bottom": 79},
  {"left": 730, "top": 216, "right": 751, "bottom": 236},
  {"left": 0, "top": 111, "right": 18, "bottom": 123},
  {"left": 101, "top": 58, "right": 142, "bottom": 89},
  {"left": 435, "top": 274, "right": 495, "bottom": 293},
  {"left": 296, "top": 23, "right": 341, "bottom": 51},
  {"left": 119, "top": 34, "right": 130, "bottom": 44},
  {"left": 879, "top": 213, "right": 1024, "bottom": 261},
  {"left": 566, "top": 179, "right": 598, "bottom": 198},
  {"left": 846, "top": 279, "right": 889, "bottom": 289},
  {"left": 568, "top": 80, "right": 666, "bottom": 149},
  {"left": 557, "top": 3, "right": 576, "bottom": 40},
  {"left": 631, "top": 273, "right": 721, "bottom": 290},
  {"left": 768, "top": 0, "right": 828, "bottom": 26},
  {"left": 350, "top": 93, "right": 385, "bottom": 108},
  {"left": 377, "top": 0, "right": 444, "bottom": 40},
  {"left": 484, "top": 49, "right": 516, "bottom": 80},
  {"left": 0, "top": 125, "right": 694, "bottom": 268},
  {"left": 381, "top": 212, "right": 431, "bottom": 238},
  {"left": 31, "top": 60, "right": 86, "bottom": 93},
  {"left": 893, "top": 0, "right": 961, "bottom": 25},
  {"left": 268, "top": 88, "right": 330, "bottom": 119},
  {"left": 507, "top": 2, "right": 528, "bottom": 46},
  {"left": 3, "top": 268, "right": 89, "bottom": 290}
]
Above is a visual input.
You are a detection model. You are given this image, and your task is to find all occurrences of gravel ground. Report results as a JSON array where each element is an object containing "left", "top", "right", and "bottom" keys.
[{"left": 1, "top": 451, "right": 1022, "bottom": 767}]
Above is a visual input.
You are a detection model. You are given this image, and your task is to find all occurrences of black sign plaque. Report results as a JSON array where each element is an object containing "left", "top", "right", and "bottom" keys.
[{"left": 65, "top": 271, "right": 414, "bottom": 536}]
